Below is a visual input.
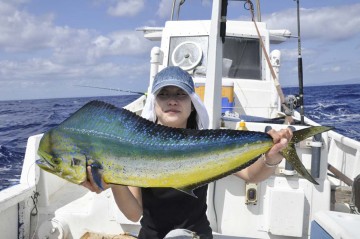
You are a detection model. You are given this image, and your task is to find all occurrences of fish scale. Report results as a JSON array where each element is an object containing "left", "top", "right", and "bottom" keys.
[{"left": 36, "top": 100, "right": 333, "bottom": 196}]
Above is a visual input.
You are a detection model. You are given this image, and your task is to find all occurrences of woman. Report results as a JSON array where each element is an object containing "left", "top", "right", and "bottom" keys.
[{"left": 83, "top": 66, "right": 293, "bottom": 238}]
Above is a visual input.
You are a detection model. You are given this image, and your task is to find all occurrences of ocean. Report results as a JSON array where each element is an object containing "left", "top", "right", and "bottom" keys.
[{"left": 0, "top": 84, "right": 359, "bottom": 190}]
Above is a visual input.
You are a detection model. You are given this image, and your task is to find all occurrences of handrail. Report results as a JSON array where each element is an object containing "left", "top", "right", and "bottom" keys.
[
  {"left": 0, "top": 184, "right": 35, "bottom": 213},
  {"left": 328, "top": 130, "right": 360, "bottom": 150}
]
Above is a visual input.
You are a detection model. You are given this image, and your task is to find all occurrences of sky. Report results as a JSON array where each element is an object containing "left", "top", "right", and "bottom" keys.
[{"left": 0, "top": 0, "right": 359, "bottom": 101}]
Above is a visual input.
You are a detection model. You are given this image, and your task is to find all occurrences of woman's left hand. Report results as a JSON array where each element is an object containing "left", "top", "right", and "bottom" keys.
[{"left": 265, "top": 128, "right": 293, "bottom": 165}]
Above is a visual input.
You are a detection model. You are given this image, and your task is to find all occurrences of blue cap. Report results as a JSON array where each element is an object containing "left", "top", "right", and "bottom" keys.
[{"left": 151, "top": 66, "right": 194, "bottom": 95}]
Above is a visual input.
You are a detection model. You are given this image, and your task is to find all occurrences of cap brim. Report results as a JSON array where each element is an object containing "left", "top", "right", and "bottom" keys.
[{"left": 152, "top": 80, "right": 193, "bottom": 95}]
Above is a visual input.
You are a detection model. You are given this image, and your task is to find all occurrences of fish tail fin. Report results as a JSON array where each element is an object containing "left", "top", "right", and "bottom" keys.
[{"left": 282, "top": 126, "right": 333, "bottom": 185}]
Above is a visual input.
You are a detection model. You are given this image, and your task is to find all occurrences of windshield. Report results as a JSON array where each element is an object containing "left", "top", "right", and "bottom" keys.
[{"left": 223, "top": 36, "right": 261, "bottom": 80}]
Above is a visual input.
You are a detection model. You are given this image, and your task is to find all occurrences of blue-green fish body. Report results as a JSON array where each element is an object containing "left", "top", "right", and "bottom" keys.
[{"left": 36, "top": 100, "right": 332, "bottom": 194}]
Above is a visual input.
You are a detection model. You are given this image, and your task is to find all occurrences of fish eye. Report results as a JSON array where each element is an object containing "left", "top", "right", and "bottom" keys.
[
  {"left": 71, "top": 157, "right": 82, "bottom": 167},
  {"left": 52, "top": 157, "right": 62, "bottom": 165}
]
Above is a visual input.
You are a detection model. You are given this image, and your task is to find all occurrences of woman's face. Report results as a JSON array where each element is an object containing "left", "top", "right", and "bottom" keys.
[{"left": 155, "top": 86, "right": 192, "bottom": 128}]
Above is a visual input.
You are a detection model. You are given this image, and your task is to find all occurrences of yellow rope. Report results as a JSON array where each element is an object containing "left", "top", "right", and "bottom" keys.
[
  {"left": 246, "top": 0, "right": 285, "bottom": 103},
  {"left": 245, "top": 0, "right": 293, "bottom": 123}
]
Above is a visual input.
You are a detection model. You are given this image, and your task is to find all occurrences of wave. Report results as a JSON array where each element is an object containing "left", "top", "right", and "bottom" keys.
[
  {"left": 0, "top": 144, "right": 24, "bottom": 190},
  {"left": 0, "top": 145, "right": 24, "bottom": 162},
  {"left": 0, "top": 164, "right": 13, "bottom": 172},
  {"left": 53, "top": 103, "right": 76, "bottom": 108},
  {"left": 46, "top": 111, "right": 71, "bottom": 121},
  {"left": 336, "top": 92, "right": 360, "bottom": 100}
]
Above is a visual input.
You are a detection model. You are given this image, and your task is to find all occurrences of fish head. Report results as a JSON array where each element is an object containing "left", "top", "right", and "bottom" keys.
[{"left": 36, "top": 129, "right": 87, "bottom": 184}]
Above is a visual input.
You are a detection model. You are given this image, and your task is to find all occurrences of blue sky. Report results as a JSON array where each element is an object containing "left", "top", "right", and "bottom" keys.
[{"left": 0, "top": 0, "right": 359, "bottom": 100}]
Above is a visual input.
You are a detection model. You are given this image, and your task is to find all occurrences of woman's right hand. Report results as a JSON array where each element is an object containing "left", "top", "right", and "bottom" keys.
[
  {"left": 81, "top": 166, "right": 110, "bottom": 194},
  {"left": 80, "top": 166, "right": 143, "bottom": 222}
]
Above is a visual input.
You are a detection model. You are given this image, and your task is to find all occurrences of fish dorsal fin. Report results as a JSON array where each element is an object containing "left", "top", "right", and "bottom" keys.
[
  {"left": 57, "top": 100, "right": 155, "bottom": 140},
  {"left": 57, "top": 100, "right": 269, "bottom": 151},
  {"left": 56, "top": 100, "right": 206, "bottom": 148},
  {"left": 59, "top": 100, "right": 141, "bottom": 129}
]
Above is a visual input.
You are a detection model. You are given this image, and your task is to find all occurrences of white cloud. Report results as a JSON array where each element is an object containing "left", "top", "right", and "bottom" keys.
[
  {"left": 156, "top": 0, "right": 211, "bottom": 19},
  {"left": 107, "top": 0, "right": 145, "bottom": 17},
  {"left": 89, "top": 31, "right": 151, "bottom": 59},
  {"left": 321, "top": 65, "right": 341, "bottom": 73},
  {"left": 201, "top": 0, "right": 211, "bottom": 7},
  {"left": 0, "top": 56, "right": 149, "bottom": 85},
  {"left": 0, "top": 1, "right": 153, "bottom": 100},
  {"left": 0, "top": 61, "right": 149, "bottom": 100},
  {"left": 0, "top": 3, "right": 55, "bottom": 52},
  {"left": 264, "top": 3, "right": 360, "bottom": 41},
  {"left": 52, "top": 30, "right": 153, "bottom": 64},
  {"left": 276, "top": 47, "right": 316, "bottom": 62},
  {"left": 156, "top": 0, "right": 172, "bottom": 19},
  {"left": 0, "top": 2, "right": 152, "bottom": 61}
]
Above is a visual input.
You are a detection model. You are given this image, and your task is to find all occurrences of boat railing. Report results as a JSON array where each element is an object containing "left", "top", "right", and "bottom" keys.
[
  {"left": 0, "top": 134, "right": 43, "bottom": 212},
  {"left": 327, "top": 130, "right": 360, "bottom": 186}
]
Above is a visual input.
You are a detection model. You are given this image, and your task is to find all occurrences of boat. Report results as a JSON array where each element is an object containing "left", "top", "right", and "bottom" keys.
[{"left": 1, "top": 0, "right": 359, "bottom": 238}]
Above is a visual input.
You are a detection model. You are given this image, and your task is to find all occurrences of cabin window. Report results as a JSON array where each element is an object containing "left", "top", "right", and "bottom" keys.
[{"left": 223, "top": 37, "right": 261, "bottom": 80}]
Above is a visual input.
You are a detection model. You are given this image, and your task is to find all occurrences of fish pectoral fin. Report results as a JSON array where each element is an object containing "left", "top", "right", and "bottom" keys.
[
  {"left": 176, "top": 187, "right": 198, "bottom": 198},
  {"left": 90, "top": 161, "right": 104, "bottom": 190}
]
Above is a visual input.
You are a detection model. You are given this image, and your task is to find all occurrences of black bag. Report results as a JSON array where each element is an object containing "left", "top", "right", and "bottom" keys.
[{"left": 352, "top": 174, "right": 360, "bottom": 214}]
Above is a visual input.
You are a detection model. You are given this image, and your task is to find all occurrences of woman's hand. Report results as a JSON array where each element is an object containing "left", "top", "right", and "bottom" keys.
[
  {"left": 234, "top": 127, "right": 293, "bottom": 182},
  {"left": 81, "top": 166, "right": 110, "bottom": 194},
  {"left": 265, "top": 128, "right": 293, "bottom": 165},
  {"left": 81, "top": 167, "right": 143, "bottom": 222}
]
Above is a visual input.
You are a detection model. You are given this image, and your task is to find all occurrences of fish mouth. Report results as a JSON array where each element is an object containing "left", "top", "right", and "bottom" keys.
[
  {"left": 36, "top": 150, "right": 55, "bottom": 170},
  {"left": 36, "top": 158, "right": 54, "bottom": 170},
  {"left": 36, "top": 149, "right": 87, "bottom": 185}
]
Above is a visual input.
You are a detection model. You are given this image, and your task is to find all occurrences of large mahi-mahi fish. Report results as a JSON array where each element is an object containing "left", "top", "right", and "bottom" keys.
[{"left": 36, "top": 100, "right": 332, "bottom": 195}]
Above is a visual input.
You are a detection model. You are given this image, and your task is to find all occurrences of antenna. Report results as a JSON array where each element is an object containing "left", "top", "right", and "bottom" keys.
[{"left": 171, "top": 0, "right": 186, "bottom": 20}]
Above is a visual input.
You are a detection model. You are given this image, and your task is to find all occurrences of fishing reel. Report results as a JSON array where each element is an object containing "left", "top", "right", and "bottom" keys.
[{"left": 283, "top": 94, "right": 301, "bottom": 116}]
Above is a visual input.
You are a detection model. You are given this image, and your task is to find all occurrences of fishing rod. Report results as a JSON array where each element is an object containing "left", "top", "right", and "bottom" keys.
[
  {"left": 74, "top": 85, "right": 145, "bottom": 95},
  {"left": 296, "top": 0, "right": 305, "bottom": 125}
]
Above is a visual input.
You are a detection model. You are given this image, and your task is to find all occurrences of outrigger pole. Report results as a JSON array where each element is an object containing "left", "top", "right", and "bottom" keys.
[
  {"left": 74, "top": 85, "right": 145, "bottom": 95},
  {"left": 296, "top": 0, "right": 305, "bottom": 124}
]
